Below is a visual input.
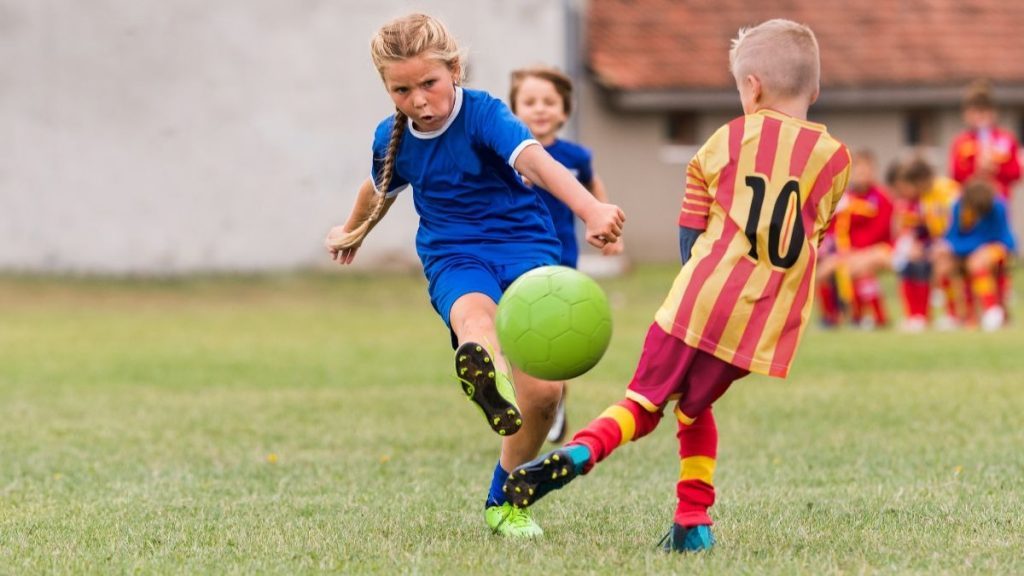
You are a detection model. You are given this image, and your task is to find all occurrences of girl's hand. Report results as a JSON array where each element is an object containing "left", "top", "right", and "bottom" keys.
[
  {"left": 325, "top": 225, "right": 361, "bottom": 265},
  {"left": 582, "top": 202, "right": 625, "bottom": 249}
]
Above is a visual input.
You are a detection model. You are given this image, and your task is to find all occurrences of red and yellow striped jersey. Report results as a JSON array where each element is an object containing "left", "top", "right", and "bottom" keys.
[{"left": 655, "top": 110, "right": 851, "bottom": 378}]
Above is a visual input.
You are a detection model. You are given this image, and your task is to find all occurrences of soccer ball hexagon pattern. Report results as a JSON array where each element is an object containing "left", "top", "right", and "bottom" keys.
[{"left": 496, "top": 266, "right": 612, "bottom": 380}]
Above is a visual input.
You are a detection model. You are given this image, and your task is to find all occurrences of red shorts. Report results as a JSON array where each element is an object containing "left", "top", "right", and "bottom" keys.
[{"left": 626, "top": 323, "right": 749, "bottom": 422}]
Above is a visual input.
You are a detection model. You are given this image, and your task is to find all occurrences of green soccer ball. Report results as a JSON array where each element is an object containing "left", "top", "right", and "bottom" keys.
[{"left": 496, "top": 266, "right": 612, "bottom": 380}]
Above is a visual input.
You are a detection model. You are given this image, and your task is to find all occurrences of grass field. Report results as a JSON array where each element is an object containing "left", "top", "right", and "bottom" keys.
[{"left": 1, "top": 266, "right": 1023, "bottom": 575}]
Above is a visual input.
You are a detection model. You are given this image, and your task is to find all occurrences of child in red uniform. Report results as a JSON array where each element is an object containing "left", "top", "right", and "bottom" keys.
[
  {"left": 950, "top": 80, "right": 1021, "bottom": 201},
  {"left": 817, "top": 150, "right": 894, "bottom": 328},
  {"left": 889, "top": 157, "right": 959, "bottom": 331},
  {"left": 501, "top": 19, "right": 851, "bottom": 552}
]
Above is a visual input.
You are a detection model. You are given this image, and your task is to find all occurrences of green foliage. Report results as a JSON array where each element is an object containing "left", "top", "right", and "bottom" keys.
[{"left": 0, "top": 267, "right": 1022, "bottom": 575}]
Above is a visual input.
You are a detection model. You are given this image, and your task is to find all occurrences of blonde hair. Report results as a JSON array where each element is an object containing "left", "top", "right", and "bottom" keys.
[
  {"left": 509, "top": 66, "right": 574, "bottom": 117},
  {"left": 365, "top": 13, "right": 463, "bottom": 225},
  {"left": 729, "top": 19, "right": 820, "bottom": 100}
]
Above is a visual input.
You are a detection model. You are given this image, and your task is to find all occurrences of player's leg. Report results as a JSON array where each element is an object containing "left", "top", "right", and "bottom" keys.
[
  {"left": 663, "top": 351, "right": 748, "bottom": 553},
  {"left": 899, "top": 259, "right": 932, "bottom": 332},
  {"left": 966, "top": 243, "right": 1009, "bottom": 331},
  {"left": 847, "top": 244, "right": 892, "bottom": 328},
  {"left": 448, "top": 292, "right": 556, "bottom": 537},
  {"left": 816, "top": 251, "right": 851, "bottom": 326},
  {"left": 505, "top": 323, "right": 692, "bottom": 508},
  {"left": 546, "top": 385, "right": 568, "bottom": 443},
  {"left": 447, "top": 282, "right": 522, "bottom": 437}
]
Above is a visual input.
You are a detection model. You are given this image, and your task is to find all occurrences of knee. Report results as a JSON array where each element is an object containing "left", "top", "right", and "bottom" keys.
[
  {"left": 517, "top": 376, "right": 563, "bottom": 411},
  {"left": 454, "top": 311, "right": 496, "bottom": 339}
]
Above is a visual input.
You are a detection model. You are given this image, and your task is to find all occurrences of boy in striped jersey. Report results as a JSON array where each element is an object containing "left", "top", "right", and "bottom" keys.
[{"left": 504, "top": 19, "right": 850, "bottom": 552}]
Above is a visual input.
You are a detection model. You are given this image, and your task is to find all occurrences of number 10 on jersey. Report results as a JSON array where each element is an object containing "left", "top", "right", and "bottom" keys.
[{"left": 742, "top": 175, "right": 806, "bottom": 269}]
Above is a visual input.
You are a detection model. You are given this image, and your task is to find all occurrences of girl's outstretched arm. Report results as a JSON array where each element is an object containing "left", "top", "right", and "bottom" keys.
[
  {"left": 325, "top": 178, "right": 396, "bottom": 265},
  {"left": 587, "top": 175, "right": 624, "bottom": 255},
  {"left": 514, "top": 145, "right": 625, "bottom": 248}
]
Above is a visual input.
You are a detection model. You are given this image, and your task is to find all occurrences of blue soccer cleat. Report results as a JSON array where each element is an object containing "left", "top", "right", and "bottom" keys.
[{"left": 658, "top": 523, "right": 715, "bottom": 553}]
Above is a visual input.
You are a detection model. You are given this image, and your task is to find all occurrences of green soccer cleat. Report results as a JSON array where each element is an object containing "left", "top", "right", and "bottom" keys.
[
  {"left": 455, "top": 342, "right": 522, "bottom": 436},
  {"left": 657, "top": 523, "right": 715, "bottom": 553},
  {"left": 484, "top": 502, "right": 544, "bottom": 538},
  {"left": 503, "top": 447, "right": 586, "bottom": 508}
]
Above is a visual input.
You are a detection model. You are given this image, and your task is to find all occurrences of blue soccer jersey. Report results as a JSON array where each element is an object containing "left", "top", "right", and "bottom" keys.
[
  {"left": 531, "top": 139, "right": 594, "bottom": 267},
  {"left": 945, "top": 197, "right": 1017, "bottom": 257},
  {"left": 370, "top": 87, "right": 560, "bottom": 272}
]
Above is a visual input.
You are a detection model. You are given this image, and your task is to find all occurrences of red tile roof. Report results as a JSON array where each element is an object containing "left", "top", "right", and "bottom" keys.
[{"left": 588, "top": 0, "right": 1024, "bottom": 91}]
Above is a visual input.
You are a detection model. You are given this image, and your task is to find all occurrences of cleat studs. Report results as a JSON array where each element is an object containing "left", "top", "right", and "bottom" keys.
[
  {"left": 488, "top": 371, "right": 495, "bottom": 378},
  {"left": 483, "top": 357, "right": 491, "bottom": 363},
  {"left": 528, "top": 488, "right": 534, "bottom": 495},
  {"left": 499, "top": 429, "right": 506, "bottom": 436},
  {"left": 502, "top": 485, "right": 508, "bottom": 492},
  {"left": 519, "top": 469, "right": 527, "bottom": 476},
  {"left": 552, "top": 454, "right": 560, "bottom": 462},
  {"left": 544, "top": 459, "right": 550, "bottom": 465},
  {"left": 521, "top": 499, "right": 528, "bottom": 506},
  {"left": 551, "top": 473, "right": 558, "bottom": 480},
  {"left": 507, "top": 409, "right": 516, "bottom": 415},
  {"left": 459, "top": 367, "right": 467, "bottom": 375},
  {"left": 493, "top": 417, "right": 500, "bottom": 425},
  {"left": 515, "top": 419, "right": 522, "bottom": 426},
  {"left": 475, "top": 346, "right": 482, "bottom": 352},
  {"left": 561, "top": 468, "right": 568, "bottom": 477},
  {"left": 515, "top": 487, "right": 521, "bottom": 493}
]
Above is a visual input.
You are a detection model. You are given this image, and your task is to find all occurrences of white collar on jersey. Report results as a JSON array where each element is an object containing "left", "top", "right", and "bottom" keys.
[{"left": 407, "top": 86, "right": 463, "bottom": 140}]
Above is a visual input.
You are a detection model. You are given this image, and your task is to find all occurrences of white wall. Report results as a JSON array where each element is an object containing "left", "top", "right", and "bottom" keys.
[{"left": 0, "top": 0, "right": 568, "bottom": 273}]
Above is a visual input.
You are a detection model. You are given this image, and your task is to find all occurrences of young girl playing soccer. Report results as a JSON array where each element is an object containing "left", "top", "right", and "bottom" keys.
[
  {"left": 325, "top": 13, "right": 624, "bottom": 538},
  {"left": 508, "top": 66, "right": 624, "bottom": 443}
]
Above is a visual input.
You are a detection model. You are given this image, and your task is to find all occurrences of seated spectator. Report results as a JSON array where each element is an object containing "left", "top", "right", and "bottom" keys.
[
  {"left": 889, "top": 156, "right": 960, "bottom": 331},
  {"left": 933, "top": 178, "right": 1016, "bottom": 331},
  {"left": 817, "top": 150, "right": 894, "bottom": 329}
]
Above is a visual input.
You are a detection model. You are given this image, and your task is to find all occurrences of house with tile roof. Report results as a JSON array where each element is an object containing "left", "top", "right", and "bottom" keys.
[{"left": 575, "top": 0, "right": 1024, "bottom": 262}]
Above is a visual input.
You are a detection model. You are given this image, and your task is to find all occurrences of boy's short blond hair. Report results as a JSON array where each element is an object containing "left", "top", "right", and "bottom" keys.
[{"left": 729, "top": 19, "right": 820, "bottom": 100}]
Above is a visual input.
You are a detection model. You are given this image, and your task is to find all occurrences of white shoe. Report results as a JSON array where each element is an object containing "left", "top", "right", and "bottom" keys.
[
  {"left": 900, "top": 316, "right": 927, "bottom": 333},
  {"left": 546, "top": 394, "right": 567, "bottom": 443},
  {"left": 981, "top": 306, "right": 1006, "bottom": 332},
  {"left": 933, "top": 314, "right": 959, "bottom": 332}
]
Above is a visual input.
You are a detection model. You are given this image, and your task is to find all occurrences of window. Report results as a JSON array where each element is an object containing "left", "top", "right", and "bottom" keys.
[
  {"left": 904, "top": 109, "right": 938, "bottom": 146},
  {"left": 665, "top": 111, "right": 698, "bottom": 145}
]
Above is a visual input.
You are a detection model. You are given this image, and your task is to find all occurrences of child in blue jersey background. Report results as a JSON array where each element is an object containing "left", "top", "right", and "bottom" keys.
[
  {"left": 509, "top": 66, "right": 625, "bottom": 443},
  {"left": 324, "top": 13, "right": 625, "bottom": 538},
  {"left": 933, "top": 178, "right": 1016, "bottom": 330}
]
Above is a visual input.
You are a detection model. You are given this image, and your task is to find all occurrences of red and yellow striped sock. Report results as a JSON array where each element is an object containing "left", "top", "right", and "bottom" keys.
[
  {"left": 675, "top": 407, "right": 718, "bottom": 527},
  {"left": 971, "top": 270, "right": 999, "bottom": 310},
  {"left": 568, "top": 398, "right": 662, "bottom": 473}
]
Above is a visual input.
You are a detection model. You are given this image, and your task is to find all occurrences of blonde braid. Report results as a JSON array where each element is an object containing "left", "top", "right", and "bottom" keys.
[{"left": 333, "top": 110, "right": 406, "bottom": 250}]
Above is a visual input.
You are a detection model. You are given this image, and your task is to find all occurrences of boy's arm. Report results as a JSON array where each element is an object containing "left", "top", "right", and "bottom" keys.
[
  {"left": 325, "top": 177, "right": 396, "bottom": 264},
  {"left": 997, "top": 133, "right": 1022, "bottom": 187},
  {"left": 817, "top": 157, "right": 853, "bottom": 246},
  {"left": 515, "top": 144, "right": 624, "bottom": 248},
  {"left": 950, "top": 136, "right": 968, "bottom": 184},
  {"left": 678, "top": 154, "right": 712, "bottom": 264},
  {"left": 679, "top": 226, "right": 702, "bottom": 265},
  {"left": 586, "top": 175, "right": 609, "bottom": 203}
]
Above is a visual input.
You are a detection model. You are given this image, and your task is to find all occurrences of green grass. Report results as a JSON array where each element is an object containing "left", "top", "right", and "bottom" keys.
[{"left": 1, "top": 267, "right": 1023, "bottom": 575}]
